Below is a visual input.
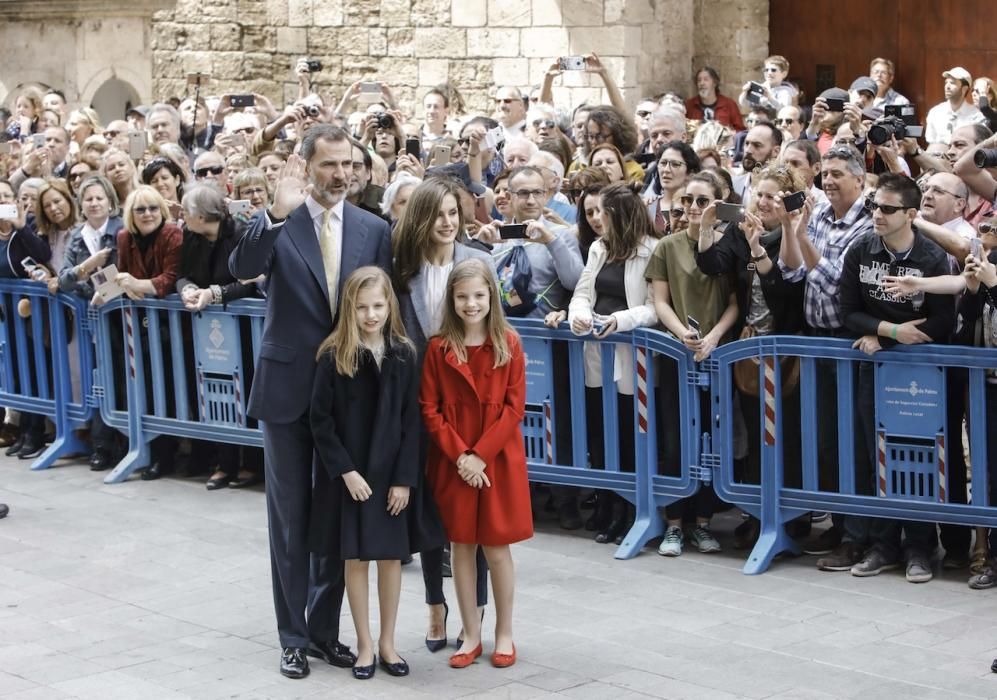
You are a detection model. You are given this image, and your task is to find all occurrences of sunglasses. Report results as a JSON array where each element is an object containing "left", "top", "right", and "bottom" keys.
[
  {"left": 679, "top": 195, "right": 712, "bottom": 208},
  {"left": 763, "top": 67, "right": 781, "bottom": 73},
  {"left": 864, "top": 198, "right": 908, "bottom": 215},
  {"left": 195, "top": 165, "right": 224, "bottom": 177},
  {"left": 133, "top": 205, "right": 160, "bottom": 215},
  {"left": 669, "top": 208, "right": 685, "bottom": 218},
  {"left": 979, "top": 223, "right": 997, "bottom": 234},
  {"left": 532, "top": 119, "right": 556, "bottom": 129},
  {"left": 457, "top": 137, "right": 471, "bottom": 146},
  {"left": 775, "top": 118, "right": 797, "bottom": 126}
]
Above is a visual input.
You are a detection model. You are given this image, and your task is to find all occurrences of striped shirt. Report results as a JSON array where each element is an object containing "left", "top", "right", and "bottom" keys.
[{"left": 780, "top": 197, "right": 873, "bottom": 330}]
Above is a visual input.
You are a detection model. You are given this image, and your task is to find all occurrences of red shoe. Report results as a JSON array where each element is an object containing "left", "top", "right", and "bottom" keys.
[
  {"left": 491, "top": 643, "right": 516, "bottom": 668},
  {"left": 449, "top": 643, "right": 482, "bottom": 669}
]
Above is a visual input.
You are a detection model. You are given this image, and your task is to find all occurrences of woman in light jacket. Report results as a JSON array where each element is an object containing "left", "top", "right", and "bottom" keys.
[{"left": 556, "top": 182, "right": 660, "bottom": 543}]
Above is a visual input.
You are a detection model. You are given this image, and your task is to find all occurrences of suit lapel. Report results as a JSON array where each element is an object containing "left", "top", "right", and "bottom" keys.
[
  {"left": 285, "top": 205, "right": 330, "bottom": 305},
  {"left": 410, "top": 272, "right": 431, "bottom": 340},
  {"left": 339, "top": 204, "right": 368, "bottom": 300}
]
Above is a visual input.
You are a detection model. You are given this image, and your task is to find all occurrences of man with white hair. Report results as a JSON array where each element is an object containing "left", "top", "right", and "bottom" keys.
[
  {"left": 503, "top": 134, "right": 538, "bottom": 169},
  {"left": 147, "top": 103, "right": 182, "bottom": 147},
  {"left": 647, "top": 110, "right": 688, "bottom": 155},
  {"left": 526, "top": 104, "right": 559, "bottom": 144},
  {"left": 529, "top": 151, "right": 575, "bottom": 224}
]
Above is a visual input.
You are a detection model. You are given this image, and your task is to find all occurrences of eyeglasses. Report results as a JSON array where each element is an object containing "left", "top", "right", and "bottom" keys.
[
  {"left": 658, "top": 159, "right": 686, "bottom": 170},
  {"left": 457, "top": 137, "right": 470, "bottom": 146},
  {"left": 532, "top": 119, "right": 556, "bottom": 129},
  {"left": 69, "top": 170, "right": 90, "bottom": 180},
  {"left": 586, "top": 132, "right": 610, "bottom": 144},
  {"left": 835, "top": 138, "right": 857, "bottom": 146},
  {"left": 195, "top": 165, "right": 224, "bottom": 178},
  {"left": 864, "top": 198, "right": 909, "bottom": 215},
  {"left": 512, "top": 189, "right": 546, "bottom": 200},
  {"left": 133, "top": 205, "right": 161, "bottom": 215},
  {"left": 240, "top": 187, "right": 267, "bottom": 197},
  {"left": 775, "top": 118, "right": 797, "bottom": 126},
  {"left": 979, "top": 223, "right": 997, "bottom": 234},
  {"left": 920, "top": 184, "right": 965, "bottom": 199},
  {"left": 669, "top": 208, "right": 685, "bottom": 218},
  {"left": 679, "top": 195, "right": 712, "bottom": 208}
]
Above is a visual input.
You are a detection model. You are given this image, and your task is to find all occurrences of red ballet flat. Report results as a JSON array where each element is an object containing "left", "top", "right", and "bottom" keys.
[
  {"left": 449, "top": 643, "right": 482, "bottom": 669},
  {"left": 491, "top": 643, "right": 516, "bottom": 668}
]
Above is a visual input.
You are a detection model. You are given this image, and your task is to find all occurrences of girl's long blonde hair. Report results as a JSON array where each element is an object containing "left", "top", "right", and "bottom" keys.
[
  {"left": 316, "top": 266, "right": 412, "bottom": 377},
  {"left": 435, "top": 258, "right": 515, "bottom": 367}
]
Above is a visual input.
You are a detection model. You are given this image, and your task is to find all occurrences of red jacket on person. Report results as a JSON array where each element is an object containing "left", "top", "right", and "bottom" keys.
[
  {"left": 116, "top": 223, "right": 183, "bottom": 298},
  {"left": 684, "top": 94, "right": 745, "bottom": 131},
  {"left": 419, "top": 331, "right": 533, "bottom": 547}
]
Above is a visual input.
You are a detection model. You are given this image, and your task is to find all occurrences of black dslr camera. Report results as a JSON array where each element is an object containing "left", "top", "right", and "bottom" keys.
[
  {"left": 867, "top": 115, "right": 923, "bottom": 146},
  {"left": 376, "top": 113, "right": 394, "bottom": 130},
  {"left": 974, "top": 149, "right": 997, "bottom": 168}
]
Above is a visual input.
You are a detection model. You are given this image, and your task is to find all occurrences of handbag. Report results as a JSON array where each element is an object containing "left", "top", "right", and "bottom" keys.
[{"left": 733, "top": 324, "right": 800, "bottom": 397}]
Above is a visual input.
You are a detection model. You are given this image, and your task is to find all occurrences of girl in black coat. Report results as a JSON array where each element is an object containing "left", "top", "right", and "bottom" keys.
[{"left": 309, "top": 266, "right": 438, "bottom": 680}]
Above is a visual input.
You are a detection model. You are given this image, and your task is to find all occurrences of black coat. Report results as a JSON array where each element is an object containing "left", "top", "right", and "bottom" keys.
[
  {"left": 308, "top": 340, "right": 445, "bottom": 560},
  {"left": 177, "top": 217, "right": 258, "bottom": 303}
]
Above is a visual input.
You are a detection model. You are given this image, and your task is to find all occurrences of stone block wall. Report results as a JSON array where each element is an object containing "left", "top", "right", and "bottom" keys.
[{"left": 149, "top": 0, "right": 769, "bottom": 117}]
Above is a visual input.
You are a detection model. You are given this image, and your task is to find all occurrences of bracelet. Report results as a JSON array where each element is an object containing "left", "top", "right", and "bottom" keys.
[
  {"left": 210, "top": 284, "right": 223, "bottom": 304},
  {"left": 890, "top": 324, "right": 898, "bottom": 340},
  {"left": 750, "top": 250, "right": 767, "bottom": 262}
]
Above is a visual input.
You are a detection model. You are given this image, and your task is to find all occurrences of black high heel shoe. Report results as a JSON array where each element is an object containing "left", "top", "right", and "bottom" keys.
[{"left": 425, "top": 602, "right": 448, "bottom": 652}]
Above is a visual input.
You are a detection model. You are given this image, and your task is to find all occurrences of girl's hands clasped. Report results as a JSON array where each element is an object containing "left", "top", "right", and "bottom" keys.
[
  {"left": 387, "top": 485, "right": 410, "bottom": 516},
  {"left": 342, "top": 470, "right": 373, "bottom": 501},
  {"left": 457, "top": 453, "right": 491, "bottom": 489}
]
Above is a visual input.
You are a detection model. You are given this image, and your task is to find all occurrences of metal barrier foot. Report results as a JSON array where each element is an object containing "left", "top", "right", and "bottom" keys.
[
  {"left": 742, "top": 523, "right": 801, "bottom": 575},
  {"left": 29, "top": 432, "right": 89, "bottom": 471},
  {"left": 614, "top": 513, "right": 663, "bottom": 560},
  {"left": 103, "top": 442, "right": 151, "bottom": 484}
]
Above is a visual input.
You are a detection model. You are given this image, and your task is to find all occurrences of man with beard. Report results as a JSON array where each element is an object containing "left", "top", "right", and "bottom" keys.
[
  {"left": 346, "top": 139, "right": 387, "bottom": 221},
  {"left": 230, "top": 125, "right": 391, "bottom": 680},
  {"left": 685, "top": 66, "right": 744, "bottom": 130},
  {"left": 733, "top": 122, "right": 782, "bottom": 201},
  {"left": 926, "top": 67, "right": 986, "bottom": 145}
]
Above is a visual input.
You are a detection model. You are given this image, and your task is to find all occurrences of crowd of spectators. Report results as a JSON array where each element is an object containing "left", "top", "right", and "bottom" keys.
[{"left": 3, "top": 53, "right": 997, "bottom": 590}]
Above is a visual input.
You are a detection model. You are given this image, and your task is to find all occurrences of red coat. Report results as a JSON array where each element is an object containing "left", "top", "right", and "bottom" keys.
[{"left": 419, "top": 331, "right": 533, "bottom": 546}]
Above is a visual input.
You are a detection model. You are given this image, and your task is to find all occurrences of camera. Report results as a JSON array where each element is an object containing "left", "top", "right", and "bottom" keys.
[
  {"left": 306, "top": 60, "right": 322, "bottom": 73},
  {"left": 974, "top": 149, "right": 997, "bottom": 169},
  {"left": 868, "top": 116, "right": 913, "bottom": 146},
  {"left": 305, "top": 105, "right": 321, "bottom": 118},
  {"left": 376, "top": 113, "right": 394, "bottom": 130}
]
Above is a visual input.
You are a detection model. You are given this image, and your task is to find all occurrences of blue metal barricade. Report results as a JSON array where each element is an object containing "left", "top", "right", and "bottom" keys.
[
  {"left": 0, "top": 279, "right": 93, "bottom": 469},
  {"left": 709, "top": 335, "right": 997, "bottom": 575},
  {"left": 92, "top": 296, "right": 265, "bottom": 484}
]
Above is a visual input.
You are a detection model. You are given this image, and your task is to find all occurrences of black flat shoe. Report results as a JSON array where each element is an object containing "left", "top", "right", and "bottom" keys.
[
  {"left": 141, "top": 462, "right": 173, "bottom": 481},
  {"left": 229, "top": 473, "right": 261, "bottom": 489},
  {"left": 378, "top": 655, "right": 409, "bottom": 677},
  {"left": 4, "top": 436, "right": 24, "bottom": 457},
  {"left": 425, "top": 602, "right": 448, "bottom": 652},
  {"left": 280, "top": 647, "right": 309, "bottom": 679},
  {"left": 205, "top": 474, "right": 229, "bottom": 490},
  {"left": 352, "top": 656, "right": 376, "bottom": 680},
  {"left": 307, "top": 639, "right": 357, "bottom": 668},
  {"left": 17, "top": 436, "right": 44, "bottom": 460},
  {"left": 89, "top": 450, "right": 113, "bottom": 472}
]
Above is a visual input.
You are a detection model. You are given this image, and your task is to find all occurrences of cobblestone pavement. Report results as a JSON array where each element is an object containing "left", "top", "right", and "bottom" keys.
[{"left": 2, "top": 454, "right": 997, "bottom": 699}]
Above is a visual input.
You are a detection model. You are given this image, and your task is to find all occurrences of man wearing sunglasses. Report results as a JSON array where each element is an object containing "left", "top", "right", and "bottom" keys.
[
  {"left": 193, "top": 151, "right": 229, "bottom": 194},
  {"left": 839, "top": 173, "right": 955, "bottom": 583},
  {"left": 494, "top": 86, "right": 528, "bottom": 143},
  {"left": 780, "top": 144, "right": 873, "bottom": 567}
]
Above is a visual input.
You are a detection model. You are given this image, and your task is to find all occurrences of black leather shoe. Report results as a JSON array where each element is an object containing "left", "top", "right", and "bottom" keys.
[
  {"left": 307, "top": 640, "right": 357, "bottom": 668},
  {"left": 17, "top": 436, "right": 44, "bottom": 460},
  {"left": 0, "top": 503, "right": 9, "bottom": 519},
  {"left": 228, "top": 473, "right": 260, "bottom": 489},
  {"left": 89, "top": 450, "right": 113, "bottom": 472},
  {"left": 352, "top": 656, "right": 376, "bottom": 680},
  {"left": 141, "top": 462, "right": 173, "bottom": 481},
  {"left": 378, "top": 655, "right": 409, "bottom": 677},
  {"left": 4, "top": 435, "right": 23, "bottom": 456},
  {"left": 205, "top": 473, "right": 229, "bottom": 490},
  {"left": 280, "top": 647, "right": 309, "bottom": 679}
]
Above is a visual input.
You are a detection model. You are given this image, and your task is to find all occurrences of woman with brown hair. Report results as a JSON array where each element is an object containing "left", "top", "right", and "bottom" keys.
[
  {"left": 584, "top": 106, "right": 644, "bottom": 182},
  {"left": 35, "top": 178, "right": 79, "bottom": 285},
  {"left": 566, "top": 166, "right": 610, "bottom": 262},
  {"left": 588, "top": 143, "right": 628, "bottom": 185}
]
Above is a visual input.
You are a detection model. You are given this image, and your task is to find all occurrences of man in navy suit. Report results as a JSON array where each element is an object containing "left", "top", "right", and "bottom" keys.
[{"left": 230, "top": 125, "right": 392, "bottom": 679}]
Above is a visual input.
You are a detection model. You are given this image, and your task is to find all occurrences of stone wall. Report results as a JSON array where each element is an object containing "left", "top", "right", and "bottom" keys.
[{"left": 150, "top": 0, "right": 769, "bottom": 117}]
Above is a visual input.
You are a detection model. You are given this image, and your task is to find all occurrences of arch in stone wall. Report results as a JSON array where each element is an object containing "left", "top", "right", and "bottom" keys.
[{"left": 78, "top": 67, "right": 148, "bottom": 118}]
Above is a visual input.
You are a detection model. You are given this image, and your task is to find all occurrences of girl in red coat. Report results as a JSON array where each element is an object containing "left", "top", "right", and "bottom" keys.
[{"left": 420, "top": 258, "right": 533, "bottom": 670}]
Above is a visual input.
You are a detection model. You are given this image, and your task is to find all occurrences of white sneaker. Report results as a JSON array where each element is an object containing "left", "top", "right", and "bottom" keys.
[{"left": 658, "top": 526, "right": 684, "bottom": 556}]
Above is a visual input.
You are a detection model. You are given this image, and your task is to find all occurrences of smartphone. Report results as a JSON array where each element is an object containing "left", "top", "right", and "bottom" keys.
[
  {"left": 32, "top": 133, "right": 47, "bottom": 149},
  {"left": 687, "top": 315, "right": 700, "bottom": 338},
  {"left": 592, "top": 314, "right": 610, "bottom": 336},
  {"left": 824, "top": 98, "right": 845, "bottom": 112},
  {"left": 781, "top": 190, "right": 806, "bottom": 213},
  {"left": 230, "top": 94, "right": 255, "bottom": 108},
  {"left": 499, "top": 223, "right": 528, "bottom": 239},
  {"left": 474, "top": 195, "right": 490, "bottom": 225},
  {"left": 746, "top": 81, "right": 765, "bottom": 105},
  {"left": 0, "top": 203, "right": 18, "bottom": 220},
  {"left": 405, "top": 137, "right": 422, "bottom": 161},
  {"left": 559, "top": 56, "right": 586, "bottom": 71},
  {"left": 20, "top": 256, "right": 46, "bottom": 281},
  {"left": 715, "top": 202, "right": 745, "bottom": 223},
  {"left": 429, "top": 145, "right": 452, "bottom": 167},
  {"left": 358, "top": 82, "right": 381, "bottom": 104},
  {"left": 634, "top": 152, "right": 656, "bottom": 166},
  {"left": 306, "top": 60, "right": 322, "bottom": 73},
  {"left": 228, "top": 200, "right": 253, "bottom": 217},
  {"left": 186, "top": 72, "right": 210, "bottom": 86},
  {"left": 484, "top": 125, "right": 505, "bottom": 150},
  {"left": 971, "top": 237, "right": 983, "bottom": 259},
  {"left": 979, "top": 96, "right": 990, "bottom": 110},
  {"left": 127, "top": 130, "right": 147, "bottom": 161}
]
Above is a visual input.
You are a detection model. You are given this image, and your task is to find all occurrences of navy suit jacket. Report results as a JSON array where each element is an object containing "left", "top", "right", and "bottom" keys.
[{"left": 230, "top": 201, "right": 392, "bottom": 424}]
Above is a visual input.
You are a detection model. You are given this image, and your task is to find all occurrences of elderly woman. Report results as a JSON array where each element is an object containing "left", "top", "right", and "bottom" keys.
[
  {"left": 111, "top": 185, "right": 183, "bottom": 480},
  {"left": 232, "top": 168, "right": 270, "bottom": 212},
  {"left": 177, "top": 184, "right": 260, "bottom": 489},
  {"left": 57, "top": 174, "right": 124, "bottom": 470},
  {"left": 379, "top": 171, "right": 420, "bottom": 226}
]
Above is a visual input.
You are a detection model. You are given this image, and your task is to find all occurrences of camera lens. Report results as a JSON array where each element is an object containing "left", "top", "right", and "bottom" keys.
[
  {"left": 376, "top": 114, "right": 394, "bottom": 130},
  {"left": 974, "top": 148, "right": 997, "bottom": 169},
  {"left": 305, "top": 105, "right": 320, "bottom": 118}
]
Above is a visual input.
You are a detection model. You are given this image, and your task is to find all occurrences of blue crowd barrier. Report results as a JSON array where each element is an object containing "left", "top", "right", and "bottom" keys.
[
  {"left": 708, "top": 335, "right": 997, "bottom": 574},
  {"left": 0, "top": 279, "right": 93, "bottom": 469}
]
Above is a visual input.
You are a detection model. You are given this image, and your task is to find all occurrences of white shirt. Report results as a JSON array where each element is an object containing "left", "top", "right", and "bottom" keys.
[
  {"left": 942, "top": 216, "right": 977, "bottom": 239},
  {"left": 422, "top": 260, "right": 453, "bottom": 335},
  {"left": 925, "top": 100, "right": 987, "bottom": 145},
  {"left": 501, "top": 120, "right": 526, "bottom": 144},
  {"left": 80, "top": 218, "right": 108, "bottom": 256}
]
